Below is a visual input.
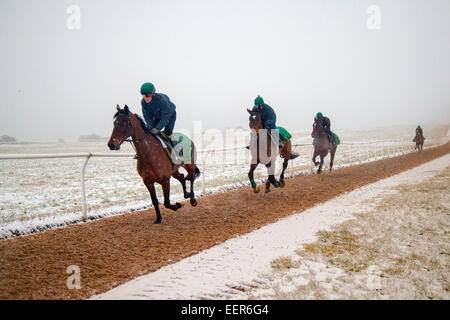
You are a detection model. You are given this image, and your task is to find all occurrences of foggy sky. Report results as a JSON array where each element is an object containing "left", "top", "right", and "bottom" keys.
[{"left": 0, "top": 0, "right": 449, "bottom": 141}]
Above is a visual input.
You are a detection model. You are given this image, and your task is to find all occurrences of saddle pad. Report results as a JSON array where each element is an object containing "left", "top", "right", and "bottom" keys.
[
  {"left": 276, "top": 126, "right": 292, "bottom": 142},
  {"left": 332, "top": 132, "right": 340, "bottom": 145},
  {"left": 170, "top": 132, "right": 194, "bottom": 164}
]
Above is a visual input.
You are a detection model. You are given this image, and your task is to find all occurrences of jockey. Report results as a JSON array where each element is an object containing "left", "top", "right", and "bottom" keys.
[
  {"left": 251, "top": 95, "right": 277, "bottom": 131},
  {"left": 315, "top": 112, "right": 336, "bottom": 145},
  {"left": 251, "top": 95, "right": 283, "bottom": 147},
  {"left": 136, "top": 82, "right": 178, "bottom": 160},
  {"left": 140, "top": 82, "right": 177, "bottom": 142},
  {"left": 413, "top": 125, "right": 425, "bottom": 141}
]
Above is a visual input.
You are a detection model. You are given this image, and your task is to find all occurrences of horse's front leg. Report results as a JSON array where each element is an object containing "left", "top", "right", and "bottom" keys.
[
  {"left": 248, "top": 163, "right": 260, "bottom": 193},
  {"left": 265, "top": 161, "right": 280, "bottom": 194},
  {"left": 318, "top": 155, "right": 324, "bottom": 174},
  {"left": 143, "top": 179, "right": 162, "bottom": 224},
  {"left": 312, "top": 150, "right": 320, "bottom": 166},
  {"left": 162, "top": 179, "right": 183, "bottom": 211}
]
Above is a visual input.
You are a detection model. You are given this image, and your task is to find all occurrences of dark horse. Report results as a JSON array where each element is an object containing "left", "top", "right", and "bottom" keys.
[
  {"left": 108, "top": 105, "right": 200, "bottom": 224},
  {"left": 247, "top": 109, "right": 299, "bottom": 194},
  {"left": 311, "top": 117, "right": 337, "bottom": 174},
  {"left": 414, "top": 129, "right": 424, "bottom": 152}
]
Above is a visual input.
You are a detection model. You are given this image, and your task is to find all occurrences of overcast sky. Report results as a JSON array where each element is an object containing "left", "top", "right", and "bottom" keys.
[{"left": 0, "top": 0, "right": 449, "bottom": 141}]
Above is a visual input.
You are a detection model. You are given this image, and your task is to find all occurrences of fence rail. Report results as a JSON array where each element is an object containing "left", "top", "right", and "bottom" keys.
[{"left": 0, "top": 137, "right": 446, "bottom": 221}]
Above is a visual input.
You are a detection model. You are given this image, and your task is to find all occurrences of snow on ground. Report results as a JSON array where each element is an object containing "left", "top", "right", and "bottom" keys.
[
  {"left": 0, "top": 125, "right": 448, "bottom": 239},
  {"left": 91, "top": 154, "right": 450, "bottom": 300}
]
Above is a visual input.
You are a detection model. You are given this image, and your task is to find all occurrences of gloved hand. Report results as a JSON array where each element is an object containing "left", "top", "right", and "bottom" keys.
[{"left": 150, "top": 128, "right": 160, "bottom": 135}]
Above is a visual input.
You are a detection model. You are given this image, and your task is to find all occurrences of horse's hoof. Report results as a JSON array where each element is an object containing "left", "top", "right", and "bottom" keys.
[
  {"left": 264, "top": 189, "right": 270, "bottom": 194},
  {"left": 176, "top": 202, "right": 183, "bottom": 209},
  {"left": 154, "top": 219, "right": 162, "bottom": 224},
  {"left": 253, "top": 186, "right": 260, "bottom": 193},
  {"left": 274, "top": 182, "right": 280, "bottom": 188},
  {"left": 317, "top": 170, "right": 322, "bottom": 174},
  {"left": 280, "top": 180, "right": 285, "bottom": 188},
  {"left": 190, "top": 198, "right": 197, "bottom": 206},
  {"left": 184, "top": 193, "right": 190, "bottom": 199}
]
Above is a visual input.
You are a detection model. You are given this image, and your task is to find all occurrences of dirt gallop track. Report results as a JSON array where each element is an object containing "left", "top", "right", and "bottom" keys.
[{"left": 1, "top": 143, "right": 449, "bottom": 299}]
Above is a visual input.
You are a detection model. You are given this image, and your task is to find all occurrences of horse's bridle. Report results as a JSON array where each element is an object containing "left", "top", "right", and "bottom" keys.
[
  {"left": 116, "top": 113, "right": 143, "bottom": 153},
  {"left": 249, "top": 111, "right": 262, "bottom": 132}
]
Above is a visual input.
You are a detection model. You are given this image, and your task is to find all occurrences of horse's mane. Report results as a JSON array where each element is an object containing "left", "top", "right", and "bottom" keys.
[{"left": 114, "top": 110, "right": 152, "bottom": 134}]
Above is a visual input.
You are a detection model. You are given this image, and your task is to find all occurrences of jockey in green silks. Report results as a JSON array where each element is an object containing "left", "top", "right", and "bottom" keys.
[
  {"left": 413, "top": 125, "right": 425, "bottom": 142},
  {"left": 250, "top": 96, "right": 283, "bottom": 147},
  {"left": 315, "top": 112, "right": 337, "bottom": 145}
]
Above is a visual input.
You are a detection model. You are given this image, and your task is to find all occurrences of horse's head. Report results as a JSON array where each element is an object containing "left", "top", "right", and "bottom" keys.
[
  {"left": 311, "top": 117, "right": 324, "bottom": 137},
  {"left": 247, "top": 109, "right": 262, "bottom": 133},
  {"left": 108, "top": 105, "right": 133, "bottom": 150}
]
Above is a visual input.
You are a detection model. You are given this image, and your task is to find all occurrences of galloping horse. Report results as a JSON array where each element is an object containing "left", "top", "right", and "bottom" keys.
[
  {"left": 108, "top": 105, "right": 200, "bottom": 224},
  {"left": 414, "top": 129, "right": 424, "bottom": 152},
  {"left": 311, "top": 117, "right": 337, "bottom": 174},
  {"left": 247, "top": 109, "right": 299, "bottom": 194}
]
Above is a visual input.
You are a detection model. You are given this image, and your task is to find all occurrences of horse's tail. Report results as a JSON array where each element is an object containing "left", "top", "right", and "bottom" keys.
[
  {"left": 289, "top": 152, "right": 300, "bottom": 160},
  {"left": 194, "top": 166, "right": 201, "bottom": 179}
]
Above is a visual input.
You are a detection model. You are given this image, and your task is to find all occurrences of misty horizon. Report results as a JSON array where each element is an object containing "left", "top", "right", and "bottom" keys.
[{"left": 1, "top": 0, "right": 449, "bottom": 142}]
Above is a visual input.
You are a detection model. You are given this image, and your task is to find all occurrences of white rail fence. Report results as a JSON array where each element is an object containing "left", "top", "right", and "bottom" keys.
[{"left": 0, "top": 138, "right": 444, "bottom": 221}]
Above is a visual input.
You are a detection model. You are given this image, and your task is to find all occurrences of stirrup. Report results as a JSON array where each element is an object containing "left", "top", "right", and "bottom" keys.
[{"left": 133, "top": 154, "right": 140, "bottom": 160}]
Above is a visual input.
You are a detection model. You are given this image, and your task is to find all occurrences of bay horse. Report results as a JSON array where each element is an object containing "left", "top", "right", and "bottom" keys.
[
  {"left": 247, "top": 109, "right": 299, "bottom": 194},
  {"left": 108, "top": 105, "right": 200, "bottom": 224},
  {"left": 414, "top": 129, "right": 424, "bottom": 152},
  {"left": 311, "top": 117, "right": 337, "bottom": 174}
]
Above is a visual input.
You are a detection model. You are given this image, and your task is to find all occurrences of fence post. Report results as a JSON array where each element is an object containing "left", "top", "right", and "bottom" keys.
[{"left": 81, "top": 153, "right": 91, "bottom": 221}]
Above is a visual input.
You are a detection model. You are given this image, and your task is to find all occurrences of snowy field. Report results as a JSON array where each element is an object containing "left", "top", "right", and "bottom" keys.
[
  {"left": 91, "top": 154, "right": 450, "bottom": 300},
  {"left": 0, "top": 125, "right": 448, "bottom": 238}
]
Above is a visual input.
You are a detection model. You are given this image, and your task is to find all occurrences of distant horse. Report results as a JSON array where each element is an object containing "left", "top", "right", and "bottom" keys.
[
  {"left": 108, "top": 105, "right": 200, "bottom": 224},
  {"left": 247, "top": 109, "right": 299, "bottom": 194},
  {"left": 414, "top": 129, "right": 424, "bottom": 152},
  {"left": 311, "top": 117, "right": 337, "bottom": 174}
]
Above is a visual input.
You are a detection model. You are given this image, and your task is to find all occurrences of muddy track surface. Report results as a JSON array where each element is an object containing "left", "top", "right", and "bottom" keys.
[{"left": 0, "top": 143, "right": 449, "bottom": 299}]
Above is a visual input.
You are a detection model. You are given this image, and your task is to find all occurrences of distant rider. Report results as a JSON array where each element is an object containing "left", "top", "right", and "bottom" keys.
[
  {"left": 413, "top": 125, "right": 425, "bottom": 141},
  {"left": 315, "top": 112, "right": 336, "bottom": 145}
]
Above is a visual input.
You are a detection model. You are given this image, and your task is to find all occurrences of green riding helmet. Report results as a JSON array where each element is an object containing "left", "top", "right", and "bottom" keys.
[
  {"left": 316, "top": 112, "right": 323, "bottom": 119},
  {"left": 254, "top": 95, "right": 264, "bottom": 106},
  {"left": 140, "top": 82, "right": 155, "bottom": 95}
]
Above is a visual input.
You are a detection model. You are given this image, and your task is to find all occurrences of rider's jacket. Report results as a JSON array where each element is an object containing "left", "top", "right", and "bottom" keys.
[
  {"left": 251, "top": 103, "right": 277, "bottom": 129},
  {"left": 141, "top": 93, "right": 176, "bottom": 131}
]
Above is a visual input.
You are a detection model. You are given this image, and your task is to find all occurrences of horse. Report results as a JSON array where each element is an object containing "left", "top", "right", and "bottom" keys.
[
  {"left": 247, "top": 109, "right": 299, "bottom": 194},
  {"left": 414, "top": 129, "right": 424, "bottom": 152},
  {"left": 311, "top": 117, "right": 337, "bottom": 174},
  {"left": 107, "top": 105, "right": 200, "bottom": 224}
]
